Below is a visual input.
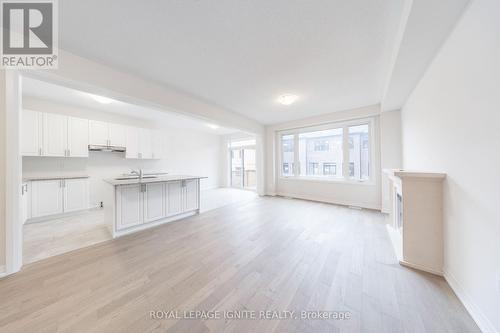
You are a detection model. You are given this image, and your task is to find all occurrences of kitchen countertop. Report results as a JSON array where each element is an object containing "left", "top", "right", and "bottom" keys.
[
  {"left": 104, "top": 175, "right": 207, "bottom": 186},
  {"left": 23, "top": 174, "right": 90, "bottom": 182}
]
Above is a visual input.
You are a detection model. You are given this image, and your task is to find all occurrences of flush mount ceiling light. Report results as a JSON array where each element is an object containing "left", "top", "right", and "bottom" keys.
[
  {"left": 90, "top": 94, "right": 114, "bottom": 104},
  {"left": 206, "top": 123, "right": 219, "bottom": 130},
  {"left": 277, "top": 94, "right": 299, "bottom": 106}
]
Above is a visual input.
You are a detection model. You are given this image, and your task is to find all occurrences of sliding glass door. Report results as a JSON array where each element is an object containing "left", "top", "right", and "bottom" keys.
[{"left": 230, "top": 148, "right": 256, "bottom": 190}]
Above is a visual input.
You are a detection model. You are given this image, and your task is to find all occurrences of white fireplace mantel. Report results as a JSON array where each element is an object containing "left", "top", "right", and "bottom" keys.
[{"left": 384, "top": 169, "right": 446, "bottom": 276}]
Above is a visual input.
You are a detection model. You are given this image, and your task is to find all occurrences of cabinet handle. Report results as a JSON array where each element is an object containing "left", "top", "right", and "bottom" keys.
[
  {"left": 39, "top": 147, "right": 42, "bottom": 156},
  {"left": 67, "top": 149, "right": 70, "bottom": 157}
]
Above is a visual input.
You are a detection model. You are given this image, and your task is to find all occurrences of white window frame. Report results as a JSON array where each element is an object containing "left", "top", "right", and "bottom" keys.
[{"left": 276, "top": 117, "right": 375, "bottom": 185}]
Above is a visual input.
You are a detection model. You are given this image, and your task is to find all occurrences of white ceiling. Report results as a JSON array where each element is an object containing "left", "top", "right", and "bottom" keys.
[
  {"left": 22, "top": 77, "right": 238, "bottom": 135},
  {"left": 59, "top": 0, "right": 406, "bottom": 125}
]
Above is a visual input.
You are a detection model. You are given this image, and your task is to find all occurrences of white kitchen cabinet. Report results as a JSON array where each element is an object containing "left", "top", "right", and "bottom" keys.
[
  {"left": 126, "top": 127, "right": 158, "bottom": 159},
  {"left": 151, "top": 130, "right": 163, "bottom": 159},
  {"left": 28, "top": 177, "right": 89, "bottom": 221},
  {"left": 144, "top": 183, "right": 165, "bottom": 222},
  {"left": 43, "top": 113, "right": 67, "bottom": 157},
  {"left": 63, "top": 178, "right": 89, "bottom": 212},
  {"left": 31, "top": 179, "right": 64, "bottom": 218},
  {"left": 116, "top": 184, "right": 143, "bottom": 230},
  {"left": 184, "top": 179, "right": 199, "bottom": 211},
  {"left": 67, "top": 117, "right": 89, "bottom": 157},
  {"left": 89, "top": 120, "right": 109, "bottom": 146},
  {"left": 89, "top": 121, "right": 127, "bottom": 147},
  {"left": 109, "top": 123, "right": 126, "bottom": 146},
  {"left": 21, "top": 110, "right": 42, "bottom": 156},
  {"left": 21, "top": 182, "right": 30, "bottom": 223},
  {"left": 125, "top": 126, "right": 140, "bottom": 158},
  {"left": 139, "top": 128, "right": 153, "bottom": 159},
  {"left": 22, "top": 110, "right": 90, "bottom": 158},
  {"left": 166, "top": 181, "right": 183, "bottom": 216}
]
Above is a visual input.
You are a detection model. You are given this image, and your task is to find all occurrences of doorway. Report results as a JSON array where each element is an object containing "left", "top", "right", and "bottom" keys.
[{"left": 229, "top": 139, "right": 256, "bottom": 190}]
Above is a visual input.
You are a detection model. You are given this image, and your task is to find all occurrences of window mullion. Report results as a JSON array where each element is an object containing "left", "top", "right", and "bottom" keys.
[
  {"left": 294, "top": 133, "right": 300, "bottom": 176},
  {"left": 342, "top": 126, "right": 349, "bottom": 179}
]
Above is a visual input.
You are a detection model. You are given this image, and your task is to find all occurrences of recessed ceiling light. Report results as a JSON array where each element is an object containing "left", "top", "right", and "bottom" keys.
[
  {"left": 206, "top": 123, "right": 219, "bottom": 130},
  {"left": 277, "top": 94, "right": 299, "bottom": 106},
  {"left": 90, "top": 94, "right": 114, "bottom": 104}
]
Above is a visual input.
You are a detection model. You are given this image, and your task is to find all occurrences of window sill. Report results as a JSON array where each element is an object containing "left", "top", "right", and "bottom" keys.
[{"left": 278, "top": 176, "right": 375, "bottom": 186}]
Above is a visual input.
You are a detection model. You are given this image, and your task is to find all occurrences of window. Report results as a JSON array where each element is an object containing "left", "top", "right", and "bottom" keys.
[
  {"left": 283, "top": 163, "right": 290, "bottom": 174},
  {"left": 308, "top": 162, "right": 319, "bottom": 175},
  {"left": 298, "top": 128, "right": 343, "bottom": 178},
  {"left": 279, "top": 119, "right": 371, "bottom": 182},
  {"left": 323, "top": 163, "right": 336, "bottom": 175},
  {"left": 314, "top": 140, "right": 329, "bottom": 151},
  {"left": 281, "top": 134, "right": 294, "bottom": 176},
  {"left": 348, "top": 124, "right": 369, "bottom": 180}
]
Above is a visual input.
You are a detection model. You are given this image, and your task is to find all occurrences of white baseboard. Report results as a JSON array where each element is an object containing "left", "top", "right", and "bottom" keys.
[
  {"left": 275, "top": 191, "right": 381, "bottom": 210},
  {"left": 444, "top": 269, "right": 498, "bottom": 333},
  {"left": 0, "top": 265, "right": 6, "bottom": 279}
]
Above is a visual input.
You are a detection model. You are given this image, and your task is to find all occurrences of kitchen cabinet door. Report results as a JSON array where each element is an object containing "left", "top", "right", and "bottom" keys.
[
  {"left": 21, "top": 110, "right": 42, "bottom": 156},
  {"left": 184, "top": 179, "right": 199, "bottom": 212},
  {"left": 89, "top": 120, "right": 109, "bottom": 146},
  {"left": 139, "top": 128, "right": 153, "bottom": 159},
  {"left": 125, "top": 126, "right": 140, "bottom": 158},
  {"left": 22, "top": 182, "right": 30, "bottom": 223},
  {"left": 144, "top": 183, "right": 165, "bottom": 223},
  {"left": 67, "top": 117, "right": 89, "bottom": 157},
  {"left": 151, "top": 130, "right": 163, "bottom": 159},
  {"left": 116, "top": 184, "right": 143, "bottom": 230},
  {"left": 43, "top": 113, "right": 67, "bottom": 157},
  {"left": 109, "top": 123, "right": 126, "bottom": 146},
  {"left": 31, "top": 179, "right": 64, "bottom": 218},
  {"left": 63, "top": 178, "right": 89, "bottom": 213},
  {"left": 166, "top": 181, "right": 182, "bottom": 216}
]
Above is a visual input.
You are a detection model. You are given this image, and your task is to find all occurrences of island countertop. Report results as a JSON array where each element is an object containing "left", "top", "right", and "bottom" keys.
[{"left": 103, "top": 175, "right": 207, "bottom": 186}]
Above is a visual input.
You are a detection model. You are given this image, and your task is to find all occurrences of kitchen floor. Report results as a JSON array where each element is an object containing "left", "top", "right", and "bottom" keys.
[{"left": 23, "top": 187, "right": 257, "bottom": 264}]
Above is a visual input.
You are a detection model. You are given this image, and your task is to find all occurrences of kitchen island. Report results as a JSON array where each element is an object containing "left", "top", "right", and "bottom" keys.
[{"left": 103, "top": 175, "right": 206, "bottom": 237}]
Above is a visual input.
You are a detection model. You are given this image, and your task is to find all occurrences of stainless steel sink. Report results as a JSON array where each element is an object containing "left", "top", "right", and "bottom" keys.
[{"left": 114, "top": 175, "right": 158, "bottom": 180}]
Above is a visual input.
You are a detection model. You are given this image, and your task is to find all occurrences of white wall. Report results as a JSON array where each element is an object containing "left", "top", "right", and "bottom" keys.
[
  {"left": 401, "top": 0, "right": 500, "bottom": 331},
  {"left": 265, "top": 105, "right": 383, "bottom": 210},
  {"left": 380, "top": 110, "right": 402, "bottom": 212},
  {"left": 0, "top": 71, "right": 6, "bottom": 269},
  {"left": 22, "top": 98, "right": 224, "bottom": 208}
]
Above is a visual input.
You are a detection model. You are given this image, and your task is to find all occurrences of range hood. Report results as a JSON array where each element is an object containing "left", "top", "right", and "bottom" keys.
[{"left": 88, "top": 144, "right": 126, "bottom": 152}]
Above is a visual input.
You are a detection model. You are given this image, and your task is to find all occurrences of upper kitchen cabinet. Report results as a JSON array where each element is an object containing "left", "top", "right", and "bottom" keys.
[
  {"left": 125, "top": 127, "right": 161, "bottom": 159},
  {"left": 109, "top": 123, "right": 126, "bottom": 147},
  {"left": 152, "top": 130, "right": 163, "bottom": 159},
  {"left": 21, "top": 110, "right": 42, "bottom": 156},
  {"left": 21, "top": 110, "right": 89, "bottom": 158},
  {"left": 89, "top": 120, "right": 108, "bottom": 146},
  {"left": 139, "top": 128, "right": 153, "bottom": 159},
  {"left": 43, "top": 113, "right": 67, "bottom": 157},
  {"left": 67, "top": 117, "right": 89, "bottom": 157},
  {"left": 125, "top": 126, "right": 140, "bottom": 159},
  {"left": 89, "top": 120, "right": 126, "bottom": 147}
]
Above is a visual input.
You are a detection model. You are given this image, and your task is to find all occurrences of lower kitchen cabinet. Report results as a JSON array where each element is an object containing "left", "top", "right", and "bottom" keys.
[
  {"left": 116, "top": 184, "right": 143, "bottom": 230},
  {"left": 115, "top": 179, "right": 200, "bottom": 231},
  {"left": 29, "top": 178, "right": 89, "bottom": 220},
  {"left": 166, "top": 181, "right": 183, "bottom": 216},
  {"left": 144, "top": 183, "right": 165, "bottom": 223},
  {"left": 31, "top": 179, "right": 64, "bottom": 218},
  {"left": 64, "top": 178, "right": 90, "bottom": 212}
]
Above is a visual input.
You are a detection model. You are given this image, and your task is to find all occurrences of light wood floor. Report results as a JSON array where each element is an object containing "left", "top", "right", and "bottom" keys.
[
  {"left": 2, "top": 196, "right": 478, "bottom": 332},
  {"left": 23, "top": 188, "right": 257, "bottom": 264}
]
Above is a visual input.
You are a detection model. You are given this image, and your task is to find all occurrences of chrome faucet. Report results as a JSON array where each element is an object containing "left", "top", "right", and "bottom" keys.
[{"left": 131, "top": 169, "right": 143, "bottom": 180}]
